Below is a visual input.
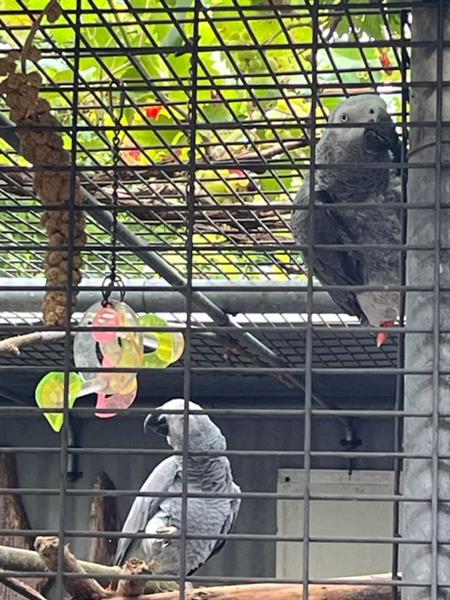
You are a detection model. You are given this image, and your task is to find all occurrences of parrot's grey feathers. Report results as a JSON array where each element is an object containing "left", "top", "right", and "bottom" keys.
[
  {"left": 292, "top": 178, "right": 367, "bottom": 322},
  {"left": 187, "top": 487, "right": 240, "bottom": 575},
  {"left": 114, "top": 457, "right": 179, "bottom": 566},
  {"left": 115, "top": 399, "right": 241, "bottom": 577},
  {"left": 291, "top": 94, "right": 401, "bottom": 332}
]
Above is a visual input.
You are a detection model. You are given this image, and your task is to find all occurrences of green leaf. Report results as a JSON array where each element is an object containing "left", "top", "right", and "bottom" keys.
[
  {"left": 201, "top": 102, "right": 234, "bottom": 124},
  {"left": 160, "top": 0, "right": 193, "bottom": 49}
]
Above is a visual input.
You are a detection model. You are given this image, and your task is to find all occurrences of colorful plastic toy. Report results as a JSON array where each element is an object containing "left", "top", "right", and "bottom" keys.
[
  {"left": 34, "top": 372, "right": 84, "bottom": 432},
  {"left": 34, "top": 300, "right": 184, "bottom": 431},
  {"left": 140, "top": 313, "right": 184, "bottom": 368}
]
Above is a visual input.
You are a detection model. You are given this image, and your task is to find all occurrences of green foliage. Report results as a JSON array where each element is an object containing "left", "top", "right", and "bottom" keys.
[{"left": 0, "top": 1, "right": 404, "bottom": 282}]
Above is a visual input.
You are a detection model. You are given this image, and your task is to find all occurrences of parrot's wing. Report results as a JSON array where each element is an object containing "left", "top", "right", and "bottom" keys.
[
  {"left": 209, "top": 491, "right": 241, "bottom": 559},
  {"left": 187, "top": 484, "right": 242, "bottom": 576},
  {"left": 292, "top": 176, "right": 366, "bottom": 321},
  {"left": 115, "top": 457, "right": 179, "bottom": 565}
]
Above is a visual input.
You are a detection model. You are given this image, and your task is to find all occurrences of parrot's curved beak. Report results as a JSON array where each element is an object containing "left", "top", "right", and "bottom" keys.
[
  {"left": 376, "top": 320, "right": 395, "bottom": 349},
  {"left": 144, "top": 412, "right": 169, "bottom": 436},
  {"left": 376, "top": 331, "right": 390, "bottom": 348},
  {"left": 363, "top": 109, "right": 399, "bottom": 157}
]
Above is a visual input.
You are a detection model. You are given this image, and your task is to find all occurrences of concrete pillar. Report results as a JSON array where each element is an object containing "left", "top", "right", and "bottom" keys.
[{"left": 402, "top": 2, "right": 450, "bottom": 598}]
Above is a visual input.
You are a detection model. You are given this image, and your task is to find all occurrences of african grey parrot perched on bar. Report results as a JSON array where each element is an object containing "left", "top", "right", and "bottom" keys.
[
  {"left": 115, "top": 399, "right": 241, "bottom": 577},
  {"left": 291, "top": 94, "right": 402, "bottom": 347}
]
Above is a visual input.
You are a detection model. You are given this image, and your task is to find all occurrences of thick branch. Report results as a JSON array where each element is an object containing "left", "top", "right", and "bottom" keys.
[
  {"left": 0, "top": 543, "right": 120, "bottom": 580},
  {"left": 35, "top": 536, "right": 110, "bottom": 600},
  {"left": 110, "top": 583, "right": 393, "bottom": 600},
  {"left": 116, "top": 559, "right": 154, "bottom": 597},
  {"left": 0, "top": 543, "right": 395, "bottom": 600},
  {"left": 0, "top": 575, "right": 47, "bottom": 600},
  {"left": 0, "top": 452, "right": 49, "bottom": 600},
  {"left": 87, "top": 472, "right": 121, "bottom": 566},
  {"left": 0, "top": 543, "right": 177, "bottom": 595},
  {"left": 0, "top": 332, "right": 66, "bottom": 356}
]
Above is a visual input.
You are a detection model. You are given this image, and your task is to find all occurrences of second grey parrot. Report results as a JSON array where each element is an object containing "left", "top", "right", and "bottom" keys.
[
  {"left": 291, "top": 94, "right": 402, "bottom": 347},
  {"left": 114, "top": 399, "right": 241, "bottom": 577}
]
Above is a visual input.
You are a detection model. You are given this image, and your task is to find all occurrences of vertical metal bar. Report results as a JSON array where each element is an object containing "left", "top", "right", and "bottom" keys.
[
  {"left": 431, "top": 1, "right": 444, "bottom": 597},
  {"left": 391, "top": 11, "right": 409, "bottom": 599},
  {"left": 178, "top": 0, "right": 200, "bottom": 596},
  {"left": 302, "top": 1, "right": 319, "bottom": 597},
  {"left": 54, "top": 0, "right": 83, "bottom": 597}
]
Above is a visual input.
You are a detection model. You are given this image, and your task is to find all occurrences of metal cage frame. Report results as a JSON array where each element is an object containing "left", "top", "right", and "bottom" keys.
[{"left": 0, "top": 1, "right": 448, "bottom": 599}]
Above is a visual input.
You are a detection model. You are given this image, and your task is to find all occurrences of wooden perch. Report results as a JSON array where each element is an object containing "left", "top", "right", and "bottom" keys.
[
  {"left": 0, "top": 543, "right": 121, "bottom": 579},
  {"left": 0, "top": 541, "right": 394, "bottom": 600},
  {"left": 0, "top": 332, "right": 65, "bottom": 356},
  {"left": 35, "top": 536, "right": 110, "bottom": 600},
  {"left": 34, "top": 537, "right": 176, "bottom": 598},
  {"left": 0, "top": 576, "right": 47, "bottom": 600},
  {"left": 0, "top": 452, "right": 48, "bottom": 600},
  {"left": 111, "top": 582, "right": 393, "bottom": 600},
  {"left": 1, "top": 536, "right": 176, "bottom": 596},
  {"left": 0, "top": 454, "right": 32, "bottom": 548},
  {"left": 116, "top": 559, "right": 155, "bottom": 597},
  {"left": 87, "top": 472, "right": 121, "bottom": 566}
]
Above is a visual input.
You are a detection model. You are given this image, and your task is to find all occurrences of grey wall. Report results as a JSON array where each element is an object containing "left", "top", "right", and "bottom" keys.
[{"left": 0, "top": 406, "right": 395, "bottom": 581}]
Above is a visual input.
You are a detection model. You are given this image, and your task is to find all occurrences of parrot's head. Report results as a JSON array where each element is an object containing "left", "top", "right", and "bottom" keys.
[
  {"left": 143, "top": 398, "right": 226, "bottom": 453},
  {"left": 326, "top": 94, "right": 400, "bottom": 162}
]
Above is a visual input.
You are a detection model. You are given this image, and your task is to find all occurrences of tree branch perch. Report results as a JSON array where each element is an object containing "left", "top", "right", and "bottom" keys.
[
  {"left": 35, "top": 537, "right": 110, "bottom": 600},
  {"left": 111, "top": 582, "right": 393, "bottom": 600},
  {"left": 0, "top": 541, "right": 177, "bottom": 596},
  {"left": 0, "top": 332, "right": 66, "bottom": 356},
  {"left": 0, "top": 541, "right": 396, "bottom": 600},
  {"left": 0, "top": 574, "right": 47, "bottom": 600}
]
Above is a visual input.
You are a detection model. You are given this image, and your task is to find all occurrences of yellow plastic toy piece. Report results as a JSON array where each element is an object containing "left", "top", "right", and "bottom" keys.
[
  {"left": 34, "top": 372, "right": 84, "bottom": 432},
  {"left": 140, "top": 314, "right": 185, "bottom": 368}
]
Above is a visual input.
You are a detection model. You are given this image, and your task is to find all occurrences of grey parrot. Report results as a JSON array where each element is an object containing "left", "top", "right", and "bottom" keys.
[
  {"left": 114, "top": 399, "right": 241, "bottom": 577},
  {"left": 291, "top": 94, "right": 402, "bottom": 347}
]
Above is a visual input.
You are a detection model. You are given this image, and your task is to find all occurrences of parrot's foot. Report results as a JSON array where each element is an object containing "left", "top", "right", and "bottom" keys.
[{"left": 155, "top": 525, "right": 178, "bottom": 549}]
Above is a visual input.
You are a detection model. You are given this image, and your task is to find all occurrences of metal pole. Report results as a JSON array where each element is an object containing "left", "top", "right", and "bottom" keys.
[
  {"left": 402, "top": 3, "right": 450, "bottom": 598},
  {"left": 0, "top": 277, "right": 338, "bottom": 315}
]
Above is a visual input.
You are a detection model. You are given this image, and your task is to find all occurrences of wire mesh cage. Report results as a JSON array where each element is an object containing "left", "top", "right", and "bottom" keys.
[{"left": 0, "top": 0, "right": 447, "bottom": 599}]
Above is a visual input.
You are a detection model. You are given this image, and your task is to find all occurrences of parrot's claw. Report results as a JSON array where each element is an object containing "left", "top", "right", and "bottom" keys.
[{"left": 156, "top": 526, "right": 178, "bottom": 549}]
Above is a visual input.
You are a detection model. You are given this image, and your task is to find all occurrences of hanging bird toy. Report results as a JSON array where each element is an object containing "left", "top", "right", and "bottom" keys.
[
  {"left": 34, "top": 85, "right": 184, "bottom": 431},
  {"left": 35, "top": 300, "right": 184, "bottom": 431}
]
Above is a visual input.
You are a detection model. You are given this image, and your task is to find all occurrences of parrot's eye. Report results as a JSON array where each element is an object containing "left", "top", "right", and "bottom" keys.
[
  {"left": 369, "top": 108, "right": 375, "bottom": 114},
  {"left": 340, "top": 113, "right": 349, "bottom": 123}
]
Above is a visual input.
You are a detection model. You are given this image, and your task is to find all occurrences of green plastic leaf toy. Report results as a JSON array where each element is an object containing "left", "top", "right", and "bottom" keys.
[
  {"left": 139, "top": 314, "right": 185, "bottom": 368},
  {"left": 35, "top": 372, "right": 84, "bottom": 432}
]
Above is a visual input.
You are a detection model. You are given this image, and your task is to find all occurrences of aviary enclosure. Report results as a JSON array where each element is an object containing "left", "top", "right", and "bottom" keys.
[{"left": 0, "top": 0, "right": 447, "bottom": 599}]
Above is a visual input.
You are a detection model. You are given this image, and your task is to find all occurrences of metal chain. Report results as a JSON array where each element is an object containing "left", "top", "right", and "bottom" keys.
[{"left": 102, "top": 81, "right": 126, "bottom": 306}]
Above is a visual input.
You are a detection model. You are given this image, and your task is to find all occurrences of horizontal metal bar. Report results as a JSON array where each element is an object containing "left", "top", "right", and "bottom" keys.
[
  {"left": 0, "top": 406, "right": 439, "bottom": 418},
  {"left": 0, "top": 366, "right": 440, "bottom": 376},
  {"left": 0, "top": 407, "right": 443, "bottom": 423},
  {"left": 0, "top": 487, "right": 442, "bottom": 504},
  {"left": 0, "top": 528, "right": 441, "bottom": 545},
  {"left": 0, "top": 446, "right": 438, "bottom": 459}
]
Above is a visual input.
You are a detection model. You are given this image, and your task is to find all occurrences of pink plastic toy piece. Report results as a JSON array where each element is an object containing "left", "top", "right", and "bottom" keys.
[
  {"left": 92, "top": 306, "right": 120, "bottom": 344},
  {"left": 95, "top": 385, "right": 138, "bottom": 419}
]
